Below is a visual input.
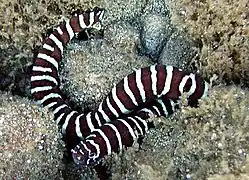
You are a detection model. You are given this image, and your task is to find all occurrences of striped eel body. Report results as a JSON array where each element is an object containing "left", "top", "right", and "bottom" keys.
[
  {"left": 30, "top": 7, "right": 209, "bottom": 166},
  {"left": 72, "top": 96, "right": 179, "bottom": 166}
]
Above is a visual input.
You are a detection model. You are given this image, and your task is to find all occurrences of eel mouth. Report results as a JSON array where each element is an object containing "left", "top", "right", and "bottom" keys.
[
  {"left": 71, "top": 144, "right": 100, "bottom": 167},
  {"left": 71, "top": 148, "right": 88, "bottom": 166}
]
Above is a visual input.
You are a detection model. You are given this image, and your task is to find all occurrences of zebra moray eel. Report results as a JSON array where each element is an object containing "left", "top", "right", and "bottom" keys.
[
  {"left": 72, "top": 96, "right": 179, "bottom": 166},
  {"left": 30, "top": 7, "right": 209, "bottom": 166}
]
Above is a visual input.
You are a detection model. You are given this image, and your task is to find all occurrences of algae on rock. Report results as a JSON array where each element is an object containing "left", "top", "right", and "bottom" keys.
[{"left": 167, "top": 0, "right": 249, "bottom": 85}]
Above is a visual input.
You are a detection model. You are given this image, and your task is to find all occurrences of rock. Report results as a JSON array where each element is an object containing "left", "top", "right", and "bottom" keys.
[
  {"left": 60, "top": 30, "right": 152, "bottom": 111},
  {"left": 143, "top": 0, "right": 169, "bottom": 15},
  {"left": 104, "top": 21, "right": 140, "bottom": 54},
  {"left": 138, "top": 14, "right": 174, "bottom": 61},
  {"left": 159, "top": 30, "right": 197, "bottom": 69},
  {"left": 137, "top": 0, "right": 174, "bottom": 61},
  {"left": 100, "top": 0, "right": 146, "bottom": 23},
  {"left": 0, "top": 93, "right": 65, "bottom": 179}
]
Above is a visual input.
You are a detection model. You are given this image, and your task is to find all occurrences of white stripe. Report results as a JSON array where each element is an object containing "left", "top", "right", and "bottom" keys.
[
  {"left": 92, "top": 129, "right": 112, "bottom": 155},
  {"left": 160, "top": 66, "right": 173, "bottom": 96},
  {"left": 30, "top": 86, "right": 52, "bottom": 94},
  {"left": 62, "top": 111, "right": 77, "bottom": 134},
  {"left": 79, "top": 14, "right": 87, "bottom": 29},
  {"left": 81, "top": 141, "right": 91, "bottom": 154},
  {"left": 135, "top": 68, "right": 146, "bottom": 102},
  {"left": 150, "top": 65, "right": 157, "bottom": 96},
  {"left": 43, "top": 43, "right": 54, "bottom": 51},
  {"left": 87, "top": 139, "right": 100, "bottom": 159},
  {"left": 75, "top": 145, "right": 83, "bottom": 156},
  {"left": 78, "top": 149, "right": 85, "bottom": 159},
  {"left": 135, "top": 116, "right": 148, "bottom": 132},
  {"left": 44, "top": 101, "right": 57, "bottom": 109},
  {"left": 97, "top": 10, "right": 105, "bottom": 21},
  {"left": 32, "top": 66, "right": 52, "bottom": 72},
  {"left": 112, "top": 86, "right": 130, "bottom": 114},
  {"left": 98, "top": 102, "right": 111, "bottom": 122},
  {"left": 53, "top": 104, "right": 67, "bottom": 115},
  {"left": 128, "top": 117, "right": 143, "bottom": 135},
  {"left": 106, "top": 96, "right": 119, "bottom": 117},
  {"left": 66, "top": 20, "right": 74, "bottom": 40},
  {"left": 201, "top": 81, "right": 209, "bottom": 99},
  {"left": 179, "top": 75, "right": 189, "bottom": 94},
  {"left": 94, "top": 113, "right": 102, "bottom": 127},
  {"left": 75, "top": 114, "right": 84, "bottom": 139},
  {"left": 71, "top": 149, "right": 77, "bottom": 154},
  {"left": 85, "top": 145, "right": 93, "bottom": 165},
  {"left": 187, "top": 73, "right": 197, "bottom": 96},
  {"left": 56, "top": 113, "right": 65, "bottom": 124},
  {"left": 157, "top": 99, "right": 168, "bottom": 116},
  {"left": 37, "top": 53, "right": 58, "bottom": 70},
  {"left": 123, "top": 76, "right": 138, "bottom": 106},
  {"left": 105, "top": 123, "right": 123, "bottom": 152},
  {"left": 176, "top": 99, "right": 181, "bottom": 108},
  {"left": 170, "top": 99, "right": 175, "bottom": 112},
  {"left": 49, "top": 34, "right": 63, "bottom": 53},
  {"left": 56, "top": 26, "right": 63, "bottom": 35},
  {"left": 117, "top": 119, "right": 137, "bottom": 141},
  {"left": 77, "top": 145, "right": 84, "bottom": 154},
  {"left": 96, "top": 11, "right": 102, "bottom": 16},
  {"left": 40, "top": 93, "right": 61, "bottom": 104},
  {"left": 139, "top": 108, "right": 154, "bottom": 116},
  {"left": 80, "top": 141, "right": 91, "bottom": 158},
  {"left": 87, "top": 134, "right": 96, "bottom": 139},
  {"left": 152, "top": 105, "right": 161, "bottom": 116},
  {"left": 89, "top": 11, "right": 95, "bottom": 26},
  {"left": 31, "top": 75, "right": 58, "bottom": 85},
  {"left": 86, "top": 112, "right": 95, "bottom": 132}
]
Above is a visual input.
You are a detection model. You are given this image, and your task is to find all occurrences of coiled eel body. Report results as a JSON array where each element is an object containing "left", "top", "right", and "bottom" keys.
[{"left": 30, "top": 7, "right": 208, "bottom": 167}]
